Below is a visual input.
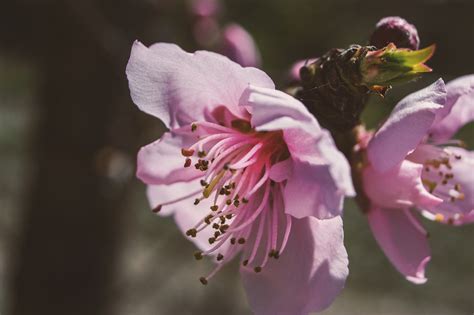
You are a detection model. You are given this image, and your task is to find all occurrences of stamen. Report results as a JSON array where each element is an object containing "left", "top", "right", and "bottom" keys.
[
  {"left": 203, "top": 170, "right": 226, "bottom": 198},
  {"left": 181, "top": 148, "right": 195, "bottom": 157},
  {"left": 152, "top": 205, "right": 162, "bottom": 213},
  {"left": 184, "top": 158, "right": 192, "bottom": 167},
  {"left": 173, "top": 120, "right": 290, "bottom": 283}
]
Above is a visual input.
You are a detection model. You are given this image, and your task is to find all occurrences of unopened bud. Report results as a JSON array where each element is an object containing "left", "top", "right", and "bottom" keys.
[
  {"left": 220, "top": 23, "right": 261, "bottom": 68},
  {"left": 370, "top": 16, "right": 420, "bottom": 50}
]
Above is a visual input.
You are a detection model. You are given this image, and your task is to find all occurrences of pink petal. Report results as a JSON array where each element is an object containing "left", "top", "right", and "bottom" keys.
[
  {"left": 241, "top": 86, "right": 354, "bottom": 219},
  {"left": 220, "top": 23, "right": 262, "bottom": 68},
  {"left": 242, "top": 85, "right": 321, "bottom": 134},
  {"left": 367, "top": 207, "right": 431, "bottom": 284},
  {"left": 429, "top": 75, "right": 474, "bottom": 141},
  {"left": 126, "top": 41, "right": 273, "bottom": 128},
  {"left": 136, "top": 132, "right": 203, "bottom": 185},
  {"left": 147, "top": 180, "right": 202, "bottom": 217},
  {"left": 240, "top": 216, "right": 348, "bottom": 315},
  {"left": 269, "top": 158, "right": 292, "bottom": 182},
  {"left": 363, "top": 159, "right": 442, "bottom": 210},
  {"left": 283, "top": 132, "right": 354, "bottom": 219},
  {"left": 367, "top": 79, "right": 446, "bottom": 172}
]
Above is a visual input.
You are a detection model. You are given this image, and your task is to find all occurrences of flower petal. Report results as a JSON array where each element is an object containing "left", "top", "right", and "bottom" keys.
[
  {"left": 147, "top": 180, "right": 202, "bottom": 217},
  {"left": 367, "top": 207, "right": 431, "bottom": 284},
  {"left": 136, "top": 132, "right": 203, "bottom": 185},
  {"left": 242, "top": 86, "right": 354, "bottom": 219},
  {"left": 429, "top": 75, "right": 474, "bottom": 141},
  {"left": 269, "top": 158, "right": 292, "bottom": 182},
  {"left": 363, "top": 159, "right": 442, "bottom": 210},
  {"left": 242, "top": 85, "right": 321, "bottom": 135},
  {"left": 284, "top": 131, "right": 355, "bottom": 219},
  {"left": 240, "top": 216, "right": 348, "bottom": 315},
  {"left": 367, "top": 79, "right": 446, "bottom": 172},
  {"left": 126, "top": 41, "right": 274, "bottom": 128}
]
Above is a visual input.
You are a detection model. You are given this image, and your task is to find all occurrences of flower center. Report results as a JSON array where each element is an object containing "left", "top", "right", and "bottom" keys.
[
  {"left": 161, "top": 119, "right": 291, "bottom": 284},
  {"left": 415, "top": 144, "right": 465, "bottom": 221}
]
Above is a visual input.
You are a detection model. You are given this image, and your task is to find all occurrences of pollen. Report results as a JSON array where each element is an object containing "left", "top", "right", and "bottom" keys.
[{"left": 434, "top": 213, "right": 445, "bottom": 222}]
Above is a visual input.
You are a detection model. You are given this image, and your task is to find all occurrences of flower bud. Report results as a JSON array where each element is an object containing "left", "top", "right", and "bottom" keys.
[
  {"left": 360, "top": 43, "right": 435, "bottom": 87},
  {"left": 370, "top": 16, "right": 420, "bottom": 50},
  {"left": 189, "top": 0, "right": 221, "bottom": 18},
  {"left": 219, "top": 23, "right": 261, "bottom": 68},
  {"left": 295, "top": 43, "right": 434, "bottom": 133}
]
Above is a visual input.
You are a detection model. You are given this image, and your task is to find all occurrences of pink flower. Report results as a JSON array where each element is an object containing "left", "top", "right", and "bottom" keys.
[
  {"left": 359, "top": 76, "right": 474, "bottom": 283},
  {"left": 126, "top": 41, "right": 354, "bottom": 314},
  {"left": 220, "top": 23, "right": 261, "bottom": 68}
]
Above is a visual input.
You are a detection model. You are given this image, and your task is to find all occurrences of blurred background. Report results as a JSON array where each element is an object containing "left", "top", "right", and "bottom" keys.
[{"left": 0, "top": 0, "right": 473, "bottom": 314}]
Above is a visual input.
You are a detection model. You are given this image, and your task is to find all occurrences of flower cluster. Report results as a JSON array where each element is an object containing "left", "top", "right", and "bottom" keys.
[{"left": 126, "top": 15, "right": 473, "bottom": 315}]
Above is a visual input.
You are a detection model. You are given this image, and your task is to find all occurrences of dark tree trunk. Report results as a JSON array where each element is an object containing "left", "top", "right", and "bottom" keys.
[{"left": 0, "top": 2, "right": 140, "bottom": 314}]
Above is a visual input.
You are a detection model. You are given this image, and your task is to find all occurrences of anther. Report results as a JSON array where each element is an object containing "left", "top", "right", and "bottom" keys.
[
  {"left": 212, "top": 223, "right": 220, "bottom": 229},
  {"left": 194, "top": 198, "right": 200, "bottom": 205},
  {"left": 208, "top": 237, "right": 216, "bottom": 244},
  {"left": 242, "top": 259, "right": 248, "bottom": 266},
  {"left": 242, "top": 198, "right": 249, "bottom": 204},
  {"left": 238, "top": 238, "right": 246, "bottom": 244},
  {"left": 254, "top": 266, "right": 262, "bottom": 273},
  {"left": 214, "top": 231, "right": 221, "bottom": 238},
  {"left": 184, "top": 158, "right": 192, "bottom": 168},
  {"left": 210, "top": 205, "right": 219, "bottom": 211},
  {"left": 199, "top": 277, "right": 208, "bottom": 285},
  {"left": 186, "top": 229, "right": 197, "bottom": 237},
  {"left": 200, "top": 180, "right": 208, "bottom": 186},
  {"left": 435, "top": 213, "right": 445, "bottom": 222},
  {"left": 223, "top": 163, "right": 230, "bottom": 170},
  {"left": 198, "top": 151, "right": 207, "bottom": 158},
  {"left": 191, "top": 123, "right": 197, "bottom": 132},
  {"left": 181, "top": 148, "right": 195, "bottom": 157},
  {"left": 204, "top": 215, "right": 213, "bottom": 224},
  {"left": 219, "top": 216, "right": 226, "bottom": 224},
  {"left": 233, "top": 200, "right": 240, "bottom": 207},
  {"left": 152, "top": 205, "right": 162, "bottom": 213},
  {"left": 219, "top": 225, "right": 229, "bottom": 233},
  {"left": 269, "top": 249, "right": 280, "bottom": 258},
  {"left": 216, "top": 254, "right": 224, "bottom": 261},
  {"left": 225, "top": 214, "right": 233, "bottom": 219},
  {"left": 230, "top": 238, "right": 236, "bottom": 245},
  {"left": 226, "top": 199, "right": 232, "bottom": 205},
  {"left": 194, "top": 251, "right": 203, "bottom": 260}
]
